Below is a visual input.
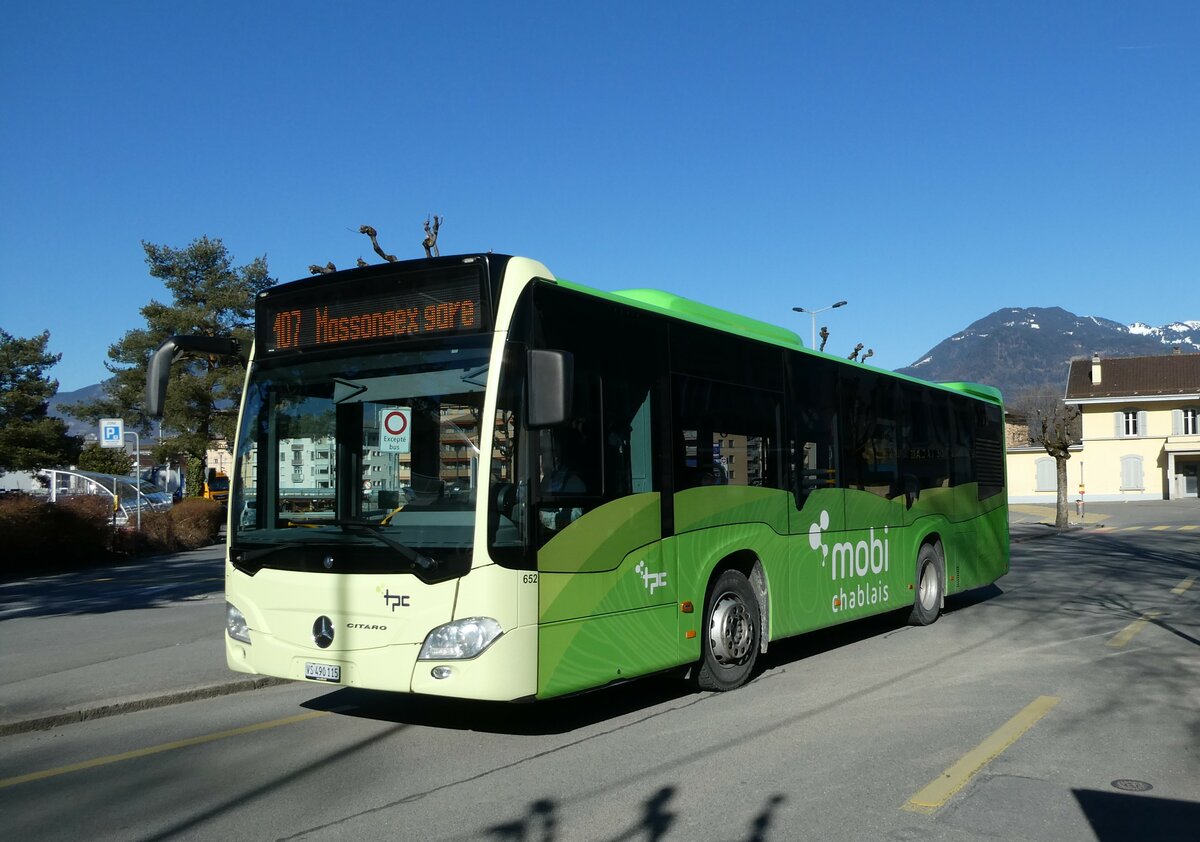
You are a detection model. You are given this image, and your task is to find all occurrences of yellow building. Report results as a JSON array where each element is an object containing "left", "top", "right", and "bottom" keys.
[{"left": 1007, "top": 352, "right": 1200, "bottom": 502}]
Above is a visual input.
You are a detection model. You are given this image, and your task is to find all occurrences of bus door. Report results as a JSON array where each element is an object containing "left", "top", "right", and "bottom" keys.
[{"left": 523, "top": 286, "right": 674, "bottom": 698}]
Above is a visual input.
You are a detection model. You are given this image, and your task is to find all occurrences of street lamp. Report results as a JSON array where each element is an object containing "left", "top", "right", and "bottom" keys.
[{"left": 792, "top": 301, "right": 848, "bottom": 349}]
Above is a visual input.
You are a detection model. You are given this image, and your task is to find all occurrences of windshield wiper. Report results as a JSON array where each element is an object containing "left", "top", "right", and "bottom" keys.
[
  {"left": 285, "top": 519, "right": 438, "bottom": 571},
  {"left": 230, "top": 542, "right": 306, "bottom": 563}
]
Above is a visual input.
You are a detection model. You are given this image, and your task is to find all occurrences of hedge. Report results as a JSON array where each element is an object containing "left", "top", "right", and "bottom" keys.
[{"left": 0, "top": 494, "right": 224, "bottom": 575}]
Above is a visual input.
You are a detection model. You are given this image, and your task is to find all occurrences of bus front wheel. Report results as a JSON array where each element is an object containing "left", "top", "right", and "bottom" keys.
[
  {"left": 908, "top": 543, "right": 942, "bottom": 626},
  {"left": 697, "top": 569, "right": 760, "bottom": 691}
]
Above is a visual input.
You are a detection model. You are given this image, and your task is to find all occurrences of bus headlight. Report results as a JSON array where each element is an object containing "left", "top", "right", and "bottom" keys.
[
  {"left": 226, "top": 602, "right": 251, "bottom": 644},
  {"left": 418, "top": 617, "right": 502, "bottom": 660}
]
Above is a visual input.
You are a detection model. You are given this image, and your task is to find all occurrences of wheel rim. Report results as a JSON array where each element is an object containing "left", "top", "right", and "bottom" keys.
[
  {"left": 918, "top": 562, "right": 938, "bottom": 611},
  {"left": 708, "top": 590, "right": 754, "bottom": 666}
]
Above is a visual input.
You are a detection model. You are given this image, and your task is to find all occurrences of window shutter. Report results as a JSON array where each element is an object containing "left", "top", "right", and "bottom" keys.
[
  {"left": 1114, "top": 412, "right": 1123, "bottom": 438},
  {"left": 1035, "top": 458, "right": 1055, "bottom": 492},
  {"left": 1121, "top": 455, "right": 1143, "bottom": 490},
  {"left": 1137, "top": 411, "right": 1148, "bottom": 437},
  {"left": 1173, "top": 410, "right": 1183, "bottom": 436}
]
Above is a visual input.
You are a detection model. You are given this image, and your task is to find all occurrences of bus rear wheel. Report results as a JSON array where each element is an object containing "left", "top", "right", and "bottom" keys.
[
  {"left": 908, "top": 543, "right": 942, "bottom": 626},
  {"left": 697, "top": 569, "right": 760, "bottom": 691}
]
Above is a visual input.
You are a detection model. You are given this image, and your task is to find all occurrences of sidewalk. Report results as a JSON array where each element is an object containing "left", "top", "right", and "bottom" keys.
[
  {"left": 1008, "top": 503, "right": 1109, "bottom": 540},
  {"left": 0, "top": 543, "right": 283, "bottom": 737},
  {"left": 1009, "top": 498, "right": 1200, "bottom": 531}
]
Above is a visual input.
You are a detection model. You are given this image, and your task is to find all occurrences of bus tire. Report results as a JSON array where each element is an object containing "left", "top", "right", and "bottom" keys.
[
  {"left": 697, "top": 569, "right": 760, "bottom": 691},
  {"left": 908, "top": 543, "right": 942, "bottom": 626}
]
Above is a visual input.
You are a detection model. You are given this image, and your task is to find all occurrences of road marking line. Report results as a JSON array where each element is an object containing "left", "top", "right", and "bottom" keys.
[
  {"left": 1172, "top": 576, "right": 1196, "bottom": 595},
  {"left": 0, "top": 710, "right": 328, "bottom": 790},
  {"left": 1150, "top": 525, "right": 1171, "bottom": 531},
  {"left": 902, "top": 695, "right": 1060, "bottom": 814},
  {"left": 1180, "top": 525, "right": 1198, "bottom": 531},
  {"left": 1107, "top": 611, "right": 1162, "bottom": 648}
]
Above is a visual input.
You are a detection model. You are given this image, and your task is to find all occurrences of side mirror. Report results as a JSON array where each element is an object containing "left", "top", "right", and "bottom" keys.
[
  {"left": 146, "top": 335, "right": 245, "bottom": 418},
  {"left": 527, "top": 349, "right": 573, "bottom": 428}
]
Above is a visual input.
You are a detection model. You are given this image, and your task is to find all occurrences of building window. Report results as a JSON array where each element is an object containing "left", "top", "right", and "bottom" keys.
[
  {"left": 1035, "top": 457, "right": 1056, "bottom": 492},
  {"left": 1116, "top": 409, "right": 1146, "bottom": 438},
  {"left": 1120, "top": 455, "right": 1144, "bottom": 491},
  {"left": 1185, "top": 409, "right": 1199, "bottom": 436},
  {"left": 1123, "top": 411, "right": 1138, "bottom": 436}
]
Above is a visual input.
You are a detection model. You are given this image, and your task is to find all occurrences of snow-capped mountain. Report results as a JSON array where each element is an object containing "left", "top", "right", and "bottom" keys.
[{"left": 895, "top": 307, "right": 1199, "bottom": 398}]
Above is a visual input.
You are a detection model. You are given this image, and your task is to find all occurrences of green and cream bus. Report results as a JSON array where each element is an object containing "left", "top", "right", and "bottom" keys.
[{"left": 147, "top": 253, "right": 1008, "bottom": 700}]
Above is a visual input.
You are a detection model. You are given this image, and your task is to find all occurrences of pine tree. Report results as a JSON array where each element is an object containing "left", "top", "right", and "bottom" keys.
[
  {"left": 0, "top": 330, "right": 81, "bottom": 473},
  {"left": 76, "top": 443, "right": 135, "bottom": 475},
  {"left": 67, "top": 237, "right": 274, "bottom": 484}
]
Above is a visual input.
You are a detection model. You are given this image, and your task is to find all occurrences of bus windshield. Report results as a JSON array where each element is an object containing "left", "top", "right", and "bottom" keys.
[{"left": 230, "top": 338, "right": 491, "bottom": 576}]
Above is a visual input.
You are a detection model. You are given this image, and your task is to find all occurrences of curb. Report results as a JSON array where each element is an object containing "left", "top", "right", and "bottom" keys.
[{"left": 0, "top": 676, "right": 289, "bottom": 738}]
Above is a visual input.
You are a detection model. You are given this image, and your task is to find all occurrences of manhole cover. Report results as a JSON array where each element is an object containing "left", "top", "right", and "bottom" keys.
[{"left": 1111, "top": 779, "right": 1153, "bottom": 792}]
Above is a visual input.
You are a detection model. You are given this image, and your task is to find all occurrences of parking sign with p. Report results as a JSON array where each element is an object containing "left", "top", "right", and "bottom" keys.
[{"left": 100, "top": 418, "right": 124, "bottom": 449}]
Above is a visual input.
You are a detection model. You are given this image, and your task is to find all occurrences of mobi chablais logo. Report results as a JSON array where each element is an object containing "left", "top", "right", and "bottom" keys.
[{"left": 809, "top": 510, "right": 890, "bottom": 612}]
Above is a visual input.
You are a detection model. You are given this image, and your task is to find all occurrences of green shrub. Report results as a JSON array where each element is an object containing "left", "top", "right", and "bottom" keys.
[
  {"left": 114, "top": 510, "right": 174, "bottom": 555},
  {"left": 171, "top": 497, "right": 222, "bottom": 549},
  {"left": 0, "top": 493, "right": 116, "bottom": 573},
  {"left": 56, "top": 495, "right": 114, "bottom": 557},
  {"left": 1, "top": 491, "right": 224, "bottom": 577},
  {"left": 0, "top": 494, "right": 47, "bottom": 560}
]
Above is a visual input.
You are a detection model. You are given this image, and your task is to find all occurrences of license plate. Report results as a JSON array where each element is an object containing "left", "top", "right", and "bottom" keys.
[{"left": 304, "top": 661, "right": 341, "bottom": 683}]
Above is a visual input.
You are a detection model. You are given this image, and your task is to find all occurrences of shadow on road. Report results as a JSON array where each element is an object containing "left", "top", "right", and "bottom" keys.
[
  {"left": 1074, "top": 788, "right": 1200, "bottom": 842},
  {"left": 0, "top": 546, "right": 224, "bottom": 619},
  {"left": 302, "top": 584, "right": 1007, "bottom": 736}
]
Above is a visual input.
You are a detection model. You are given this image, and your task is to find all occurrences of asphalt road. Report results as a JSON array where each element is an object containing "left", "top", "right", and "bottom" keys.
[{"left": 1, "top": 512, "right": 1197, "bottom": 841}]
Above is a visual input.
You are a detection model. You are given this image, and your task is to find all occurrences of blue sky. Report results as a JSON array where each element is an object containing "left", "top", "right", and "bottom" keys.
[{"left": 2, "top": 1, "right": 1197, "bottom": 392}]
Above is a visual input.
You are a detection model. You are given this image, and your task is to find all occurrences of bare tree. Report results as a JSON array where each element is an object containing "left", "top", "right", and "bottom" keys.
[
  {"left": 360, "top": 225, "right": 397, "bottom": 262},
  {"left": 1010, "top": 385, "right": 1081, "bottom": 528},
  {"left": 423, "top": 215, "right": 443, "bottom": 257},
  {"left": 311, "top": 219, "right": 442, "bottom": 271},
  {"left": 819, "top": 326, "right": 829, "bottom": 352},
  {"left": 848, "top": 342, "right": 863, "bottom": 361},
  {"left": 860, "top": 348, "right": 874, "bottom": 364}
]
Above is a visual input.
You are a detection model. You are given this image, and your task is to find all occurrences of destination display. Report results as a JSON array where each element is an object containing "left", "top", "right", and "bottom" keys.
[{"left": 258, "top": 269, "right": 485, "bottom": 353}]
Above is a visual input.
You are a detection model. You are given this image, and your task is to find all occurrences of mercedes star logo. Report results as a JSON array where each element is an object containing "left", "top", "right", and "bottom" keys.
[{"left": 312, "top": 615, "right": 335, "bottom": 649}]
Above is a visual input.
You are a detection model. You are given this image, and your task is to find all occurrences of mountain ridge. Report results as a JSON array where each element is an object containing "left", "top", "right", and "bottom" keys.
[{"left": 895, "top": 307, "right": 1199, "bottom": 398}]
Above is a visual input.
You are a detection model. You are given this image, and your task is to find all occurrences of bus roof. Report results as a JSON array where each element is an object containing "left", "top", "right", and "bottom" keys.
[{"left": 551, "top": 277, "right": 1003, "bottom": 406}]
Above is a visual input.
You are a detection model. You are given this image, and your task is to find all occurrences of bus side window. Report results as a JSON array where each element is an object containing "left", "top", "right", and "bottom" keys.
[
  {"left": 840, "top": 371, "right": 899, "bottom": 499},
  {"left": 900, "top": 386, "right": 951, "bottom": 498},
  {"left": 673, "top": 375, "right": 783, "bottom": 491},
  {"left": 950, "top": 397, "right": 975, "bottom": 488},
  {"left": 790, "top": 357, "right": 839, "bottom": 505}
]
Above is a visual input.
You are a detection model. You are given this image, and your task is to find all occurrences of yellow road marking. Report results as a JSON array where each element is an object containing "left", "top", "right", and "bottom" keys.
[
  {"left": 1180, "top": 525, "right": 1198, "bottom": 531},
  {"left": 1107, "top": 611, "right": 1162, "bottom": 648},
  {"left": 1172, "top": 576, "right": 1196, "bottom": 595},
  {"left": 903, "top": 695, "right": 1060, "bottom": 814},
  {"left": 0, "top": 710, "right": 328, "bottom": 790},
  {"left": 1150, "top": 525, "right": 1171, "bottom": 531}
]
